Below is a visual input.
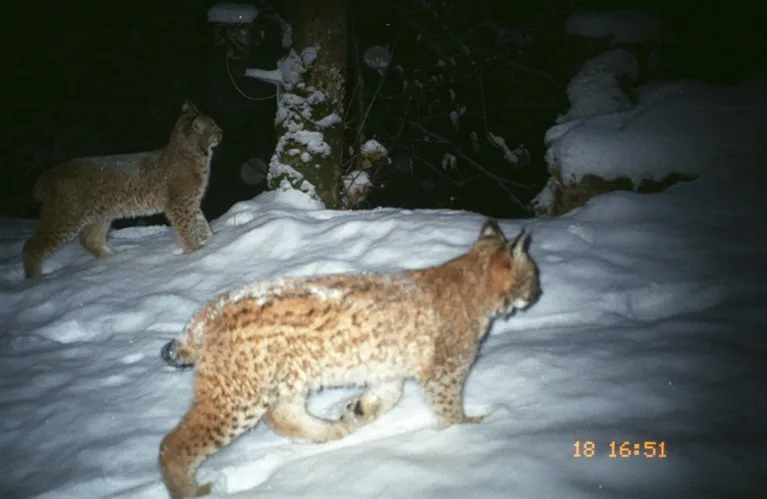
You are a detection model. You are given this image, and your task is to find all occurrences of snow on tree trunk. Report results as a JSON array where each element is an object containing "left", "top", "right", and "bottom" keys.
[{"left": 269, "top": 0, "right": 346, "bottom": 209}]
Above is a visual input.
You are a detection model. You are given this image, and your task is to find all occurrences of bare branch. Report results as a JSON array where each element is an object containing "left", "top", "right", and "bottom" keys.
[
  {"left": 410, "top": 153, "right": 476, "bottom": 187},
  {"left": 405, "top": 120, "right": 528, "bottom": 210},
  {"left": 504, "top": 61, "right": 560, "bottom": 87},
  {"left": 356, "top": 30, "right": 402, "bottom": 146}
]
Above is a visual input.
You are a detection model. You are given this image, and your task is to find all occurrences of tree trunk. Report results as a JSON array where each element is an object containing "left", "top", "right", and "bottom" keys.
[{"left": 268, "top": 0, "right": 346, "bottom": 208}]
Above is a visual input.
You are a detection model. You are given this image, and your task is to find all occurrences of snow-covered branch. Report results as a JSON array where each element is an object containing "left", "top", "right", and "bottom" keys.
[
  {"left": 243, "top": 68, "right": 284, "bottom": 86},
  {"left": 207, "top": 3, "right": 259, "bottom": 24}
]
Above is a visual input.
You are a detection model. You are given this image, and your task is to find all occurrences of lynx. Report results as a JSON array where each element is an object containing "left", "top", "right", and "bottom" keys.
[
  {"left": 22, "top": 101, "right": 223, "bottom": 279},
  {"left": 158, "top": 219, "right": 540, "bottom": 498}
]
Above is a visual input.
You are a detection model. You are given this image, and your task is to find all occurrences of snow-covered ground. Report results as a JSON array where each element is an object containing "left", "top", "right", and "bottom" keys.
[
  {"left": 546, "top": 71, "right": 767, "bottom": 187},
  {"left": 2, "top": 151, "right": 766, "bottom": 498},
  {"left": 2, "top": 19, "right": 767, "bottom": 495}
]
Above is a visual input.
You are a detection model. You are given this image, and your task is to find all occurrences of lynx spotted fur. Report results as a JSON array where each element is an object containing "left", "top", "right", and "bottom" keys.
[
  {"left": 158, "top": 219, "right": 540, "bottom": 498},
  {"left": 23, "top": 101, "right": 223, "bottom": 278}
]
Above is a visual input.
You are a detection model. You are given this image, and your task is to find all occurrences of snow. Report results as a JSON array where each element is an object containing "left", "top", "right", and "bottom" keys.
[
  {"left": 3, "top": 79, "right": 767, "bottom": 499},
  {"left": 355, "top": 139, "right": 389, "bottom": 172},
  {"left": 449, "top": 110, "right": 459, "bottom": 130},
  {"left": 278, "top": 50, "right": 306, "bottom": 90},
  {"left": 246, "top": 53, "right": 338, "bottom": 193},
  {"left": 275, "top": 13, "right": 292, "bottom": 50},
  {"left": 243, "top": 68, "right": 283, "bottom": 86},
  {"left": 292, "top": 130, "right": 331, "bottom": 157},
  {"left": 546, "top": 67, "right": 767, "bottom": 189},
  {"left": 440, "top": 153, "right": 457, "bottom": 171},
  {"left": 265, "top": 49, "right": 330, "bottom": 201},
  {"left": 244, "top": 47, "right": 318, "bottom": 92},
  {"left": 363, "top": 46, "right": 391, "bottom": 71},
  {"left": 555, "top": 48, "right": 639, "bottom": 125},
  {"left": 300, "top": 47, "right": 318, "bottom": 68},
  {"left": 75, "top": 150, "right": 161, "bottom": 172},
  {"left": 207, "top": 3, "right": 259, "bottom": 24},
  {"left": 360, "top": 139, "right": 387, "bottom": 158},
  {"left": 315, "top": 113, "right": 342, "bottom": 129},
  {"left": 565, "top": 10, "right": 664, "bottom": 44},
  {"left": 487, "top": 132, "right": 527, "bottom": 166}
]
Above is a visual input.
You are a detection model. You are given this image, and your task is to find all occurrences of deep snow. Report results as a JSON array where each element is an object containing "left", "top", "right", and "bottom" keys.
[
  {"left": 2, "top": 14, "right": 767, "bottom": 496},
  {"left": 1, "top": 154, "right": 766, "bottom": 498}
]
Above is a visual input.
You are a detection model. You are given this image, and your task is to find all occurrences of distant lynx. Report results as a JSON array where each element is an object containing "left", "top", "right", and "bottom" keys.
[
  {"left": 23, "top": 101, "right": 223, "bottom": 279},
  {"left": 158, "top": 219, "right": 540, "bottom": 498}
]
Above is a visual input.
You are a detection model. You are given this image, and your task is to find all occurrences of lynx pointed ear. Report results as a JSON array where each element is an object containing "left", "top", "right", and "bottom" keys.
[
  {"left": 510, "top": 230, "right": 531, "bottom": 258},
  {"left": 478, "top": 218, "right": 507, "bottom": 242},
  {"left": 182, "top": 101, "right": 198, "bottom": 114},
  {"left": 192, "top": 115, "right": 205, "bottom": 133}
]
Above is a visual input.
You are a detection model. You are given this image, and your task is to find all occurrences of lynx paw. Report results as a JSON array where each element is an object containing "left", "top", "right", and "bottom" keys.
[
  {"left": 437, "top": 413, "right": 488, "bottom": 429},
  {"left": 195, "top": 216, "right": 214, "bottom": 248},
  {"left": 197, "top": 481, "right": 213, "bottom": 496},
  {"left": 197, "top": 229, "right": 214, "bottom": 247},
  {"left": 340, "top": 398, "right": 382, "bottom": 426},
  {"left": 92, "top": 245, "right": 113, "bottom": 258},
  {"left": 462, "top": 414, "right": 487, "bottom": 424}
]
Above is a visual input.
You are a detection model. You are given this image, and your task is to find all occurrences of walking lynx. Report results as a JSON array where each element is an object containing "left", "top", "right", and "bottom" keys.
[
  {"left": 158, "top": 219, "right": 540, "bottom": 498},
  {"left": 23, "top": 101, "right": 223, "bottom": 278}
]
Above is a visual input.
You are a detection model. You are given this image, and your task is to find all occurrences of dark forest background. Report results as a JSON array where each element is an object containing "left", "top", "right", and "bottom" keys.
[{"left": 0, "top": 0, "right": 764, "bottom": 225}]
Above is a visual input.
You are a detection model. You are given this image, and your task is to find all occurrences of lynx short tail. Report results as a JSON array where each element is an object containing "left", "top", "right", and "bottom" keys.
[
  {"left": 161, "top": 340, "right": 194, "bottom": 368},
  {"left": 32, "top": 176, "right": 46, "bottom": 202}
]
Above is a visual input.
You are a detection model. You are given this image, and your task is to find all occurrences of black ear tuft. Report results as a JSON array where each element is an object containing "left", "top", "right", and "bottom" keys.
[
  {"left": 181, "top": 100, "right": 198, "bottom": 114},
  {"left": 510, "top": 230, "right": 531, "bottom": 258},
  {"left": 478, "top": 218, "right": 507, "bottom": 242}
]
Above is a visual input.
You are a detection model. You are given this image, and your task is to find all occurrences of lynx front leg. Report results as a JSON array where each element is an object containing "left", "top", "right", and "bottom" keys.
[
  {"left": 421, "top": 367, "right": 486, "bottom": 428},
  {"left": 166, "top": 203, "right": 201, "bottom": 253},
  {"left": 194, "top": 209, "right": 214, "bottom": 247},
  {"left": 264, "top": 393, "right": 358, "bottom": 443},
  {"left": 340, "top": 380, "right": 404, "bottom": 426}
]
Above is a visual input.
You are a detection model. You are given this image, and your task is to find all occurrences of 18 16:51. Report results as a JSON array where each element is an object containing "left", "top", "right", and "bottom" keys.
[{"left": 573, "top": 441, "right": 667, "bottom": 459}]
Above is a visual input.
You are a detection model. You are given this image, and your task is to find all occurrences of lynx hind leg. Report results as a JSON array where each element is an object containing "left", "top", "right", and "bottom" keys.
[
  {"left": 194, "top": 209, "right": 214, "bottom": 247},
  {"left": 79, "top": 218, "right": 113, "bottom": 258},
  {"left": 421, "top": 368, "right": 486, "bottom": 428},
  {"left": 23, "top": 213, "right": 83, "bottom": 279},
  {"left": 166, "top": 203, "right": 202, "bottom": 253},
  {"left": 264, "top": 393, "right": 358, "bottom": 443},
  {"left": 340, "top": 380, "right": 404, "bottom": 426},
  {"left": 23, "top": 235, "right": 48, "bottom": 279},
  {"left": 160, "top": 374, "right": 267, "bottom": 499}
]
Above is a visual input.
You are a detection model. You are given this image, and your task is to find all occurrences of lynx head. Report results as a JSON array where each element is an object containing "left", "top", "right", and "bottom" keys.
[
  {"left": 475, "top": 218, "right": 540, "bottom": 317},
  {"left": 171, "top": 101, "right": 224, "bottom": 155}
]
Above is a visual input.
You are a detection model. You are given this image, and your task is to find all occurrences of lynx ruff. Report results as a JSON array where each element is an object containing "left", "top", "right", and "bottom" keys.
[
  {"left": 22, "top": 101, "right": 222, "bottom": 279},
  {"left": 158, "top": 219, "right": 540, "bottom": 498}
]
